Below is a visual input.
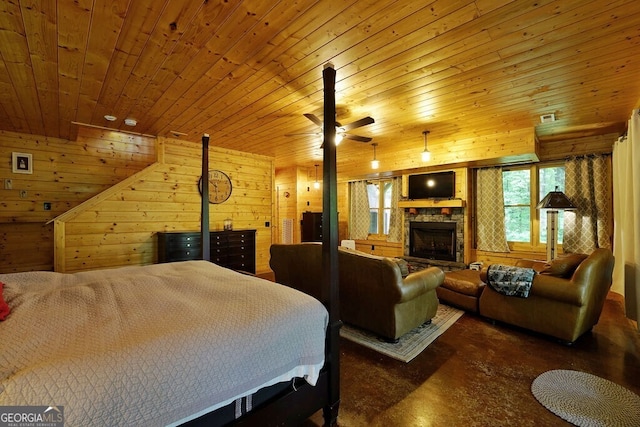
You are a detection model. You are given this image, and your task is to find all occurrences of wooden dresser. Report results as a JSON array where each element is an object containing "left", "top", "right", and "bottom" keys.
[{"left": 157, "top": 230, "right": 256, "bottom": 274}]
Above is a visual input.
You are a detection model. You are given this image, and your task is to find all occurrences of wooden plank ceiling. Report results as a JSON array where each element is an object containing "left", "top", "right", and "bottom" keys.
[{"left": 1, "top": 0, "right": 639, "bottom": 178}]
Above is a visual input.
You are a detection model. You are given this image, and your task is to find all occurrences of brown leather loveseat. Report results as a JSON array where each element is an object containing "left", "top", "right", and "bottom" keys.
[
  {"left": 269, "top": 243, "right": 444, "bottom": 341},
  {"left": 478, "top": 248, "right": 615, "bottom": 343}
]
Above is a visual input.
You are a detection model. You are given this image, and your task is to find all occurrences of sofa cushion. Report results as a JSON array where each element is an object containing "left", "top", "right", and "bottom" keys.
[
  {"left": 443, "top": 269, "right": 486, "bottom": 297},
  {"left": 540, "top": 253, "right": 588, "bottom": 278}
]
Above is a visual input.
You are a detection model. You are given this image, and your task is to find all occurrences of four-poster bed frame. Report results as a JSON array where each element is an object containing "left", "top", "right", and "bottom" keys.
[
  {"left": 193, "top": 63, "right": 341, "bottom": 426},
  {"left": 0, "top": 66, "right": 340, "bottom": 427}
]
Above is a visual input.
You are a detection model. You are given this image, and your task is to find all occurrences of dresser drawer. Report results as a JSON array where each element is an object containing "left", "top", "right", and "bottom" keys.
[
  {"left": 157, "top": 230, "right": 256, "bottom": 274},
  {"left": 227, "top": 244, "right": 254, "bottom": 257},
  {"left": 227, "top": 259, "right": 255, "bottom": 273},
  {"left": 157, "top": 232, "right": 202, "bottom": 263},
  {"left": 227, "top": 232, "right": 253, "bottom": 244},
  {"left": 165, "top": 247, "right": 202, "bottom": 261}
]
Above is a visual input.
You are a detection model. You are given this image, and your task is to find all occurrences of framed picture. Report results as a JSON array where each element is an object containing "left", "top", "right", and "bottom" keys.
[{"left": 12, "top": 152, "right": 33, "bottom": 174}]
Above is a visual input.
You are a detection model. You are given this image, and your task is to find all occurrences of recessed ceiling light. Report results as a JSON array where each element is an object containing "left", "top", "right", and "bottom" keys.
[
  {"left": 124, "top": 118, "right": 137, "bottom": 126},
  {"left": 104, "top": 115, "right": 117, "bottom": 121}
]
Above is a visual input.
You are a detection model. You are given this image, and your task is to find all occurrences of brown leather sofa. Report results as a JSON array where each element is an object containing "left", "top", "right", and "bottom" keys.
[
  {"left": 478, "top": 248, "right": 615, "bottom": 343},
  {"left": 269, "top": 243, "right": 445, "bottom": 341}
]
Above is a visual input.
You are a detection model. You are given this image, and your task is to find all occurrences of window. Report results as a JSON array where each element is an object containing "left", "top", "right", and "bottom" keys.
[
  {"left": 367, "top": 180, "right": 393, "bottom": 235},
  {"left": 501, "top": 164, "right": 565, "bottom": 248},
  {"left": 502, "top": 169, "right": 531, "bottom": 242}
]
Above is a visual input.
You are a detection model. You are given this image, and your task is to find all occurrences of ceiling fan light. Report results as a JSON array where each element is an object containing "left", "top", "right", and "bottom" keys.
[{"left": 335, "top": 133, "right": 343, "bottom": 145}]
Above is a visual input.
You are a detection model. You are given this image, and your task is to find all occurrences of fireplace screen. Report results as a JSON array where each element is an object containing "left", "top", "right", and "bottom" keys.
[{"left": 409, "top": 222, "right": 456, "bottom": 261}]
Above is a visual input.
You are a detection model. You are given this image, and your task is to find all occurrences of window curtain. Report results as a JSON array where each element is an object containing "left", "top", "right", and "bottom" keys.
[
  {"left": 563, "top": 154, "right": 612, "bottom": 254},
  {"left": 349, "top": 180, "right": 370, "bottom": 240},
  {"left": 613, "top": 109, "right": 640, "bottom": 327},
  {"left": 476, "top": 167, "right": 510, "bottom": 252},
  {"left": 387, "top": 177, "right": 403, "bottom": 242}
]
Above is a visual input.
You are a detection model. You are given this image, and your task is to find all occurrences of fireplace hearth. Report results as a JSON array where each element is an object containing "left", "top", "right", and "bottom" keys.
[{"left": 409, "top": 221, "right": 457, "bottom": 262}]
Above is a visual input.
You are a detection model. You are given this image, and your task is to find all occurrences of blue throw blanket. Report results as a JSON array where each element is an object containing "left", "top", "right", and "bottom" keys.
[{"left": 486, "top": 264, "right": 536, "bottom": 298}]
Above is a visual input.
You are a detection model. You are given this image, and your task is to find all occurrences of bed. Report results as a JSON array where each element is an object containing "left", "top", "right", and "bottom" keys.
[{"left": 0, "top": 64, "right": 342, "bottom": 426}]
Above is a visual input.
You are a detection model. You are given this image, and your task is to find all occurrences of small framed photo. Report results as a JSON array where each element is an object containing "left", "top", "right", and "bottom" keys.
[{"left": 12, "top": 152, "right": 33, "bottom": 174}]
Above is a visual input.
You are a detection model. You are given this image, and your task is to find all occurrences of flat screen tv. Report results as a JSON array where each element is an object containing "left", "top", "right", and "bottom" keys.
[{"left": 408, "top": 171, "right": 455, "bottom": 199}]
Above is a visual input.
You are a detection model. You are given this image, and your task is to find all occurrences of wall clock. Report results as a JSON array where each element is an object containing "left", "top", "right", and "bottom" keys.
[{"left": 199, "top": 170, "right": 233, "bottom": 203}]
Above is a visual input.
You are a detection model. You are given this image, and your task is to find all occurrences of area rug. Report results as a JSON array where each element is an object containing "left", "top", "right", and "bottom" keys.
[
  {"left": 339, "top": 304, "right": 463, "bottom": 362},
  {"left": 531, "top": 369, "right": 640, "bottom": 426}
]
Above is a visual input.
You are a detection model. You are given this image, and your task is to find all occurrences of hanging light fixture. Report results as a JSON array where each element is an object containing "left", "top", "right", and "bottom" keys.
[
  {"left": 313, "top": 164, "right": 320, "bottom": 189},
  {"left": 422, "top": 130, "right": 431, "bottom": 162},
  {"left": 371, "top": 143, "right": 379, "bottom": 169}
]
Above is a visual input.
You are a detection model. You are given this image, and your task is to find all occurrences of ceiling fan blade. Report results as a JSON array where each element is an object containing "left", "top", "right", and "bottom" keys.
[
  {"left": 303, "top": 113, "right": 323, "bottom": 127},
  {"left": 341, "top": 116, "right": 374, "bottom": 131},
  {"left": 343, "top": 133, "right": 372, "bottom": 143}
]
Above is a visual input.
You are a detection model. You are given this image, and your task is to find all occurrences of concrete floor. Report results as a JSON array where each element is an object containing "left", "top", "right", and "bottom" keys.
[{"left": 306, "top": 293, "right": 640, "bottom": 426}]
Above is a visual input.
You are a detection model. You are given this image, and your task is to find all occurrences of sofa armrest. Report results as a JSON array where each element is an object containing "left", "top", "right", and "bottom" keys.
[
  {"left": 515, "top": 259, "right": 547, "bottom": 272},
  {"left": 399, "top": 267, "right": 444, "bottom": 302},
  {"left": 530, "top": 274, "right": 584, "bottom": 306}
]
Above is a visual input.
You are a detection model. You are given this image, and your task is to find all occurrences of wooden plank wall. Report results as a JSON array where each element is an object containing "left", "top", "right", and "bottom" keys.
[
  {"left": 0, "top": 127, "right": 156, "bottom": 272},
  {"left": 1, "top": 128, "right": 274, "bottom": 274},
  {"left": 55, "top": 137, "right": 274, "bottom": 274},
  {"left": 298, "top": 166, "right": 323, "bottom": 241},
  {"left": 274, "top": 166, "right": 299, "bottom": 243},
  {"left": 275, "top": 165, "right": 349, "bottom": 245}
]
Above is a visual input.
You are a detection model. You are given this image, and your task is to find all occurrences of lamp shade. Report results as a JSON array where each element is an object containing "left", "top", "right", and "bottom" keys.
[{"left": 536, "top": 189, "right": 576, "bottom": 210}]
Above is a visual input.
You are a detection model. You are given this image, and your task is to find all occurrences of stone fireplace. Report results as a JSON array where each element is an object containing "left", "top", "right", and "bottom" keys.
[
  {"left": 409, "top": 221, "right": 457, "bottom": 261},
  {"left": 404, "top": 207, "right": 465, "bottom": 264}
]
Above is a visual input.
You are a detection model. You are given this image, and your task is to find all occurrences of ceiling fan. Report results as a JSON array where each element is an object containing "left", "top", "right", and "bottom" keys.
[{"left": 286, "top": 113, "right": 375, "bottom": 143}]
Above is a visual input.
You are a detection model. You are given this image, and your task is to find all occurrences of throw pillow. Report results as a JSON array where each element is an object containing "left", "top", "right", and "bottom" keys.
[
  {"left": 0, "top": 282, "right": 10, "bottom": 321},
  {"left": 540, "top": 253, "right": 588, "bottom": 278},
  {"left": 392, "top": 258, "right": 410, "bottom": 277}
]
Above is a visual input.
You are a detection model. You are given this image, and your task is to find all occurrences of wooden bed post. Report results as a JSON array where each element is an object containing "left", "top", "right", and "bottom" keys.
[
  {"left": 201, "top": 134, "right": 211, "bottom": 261},
  {"left": 322, "top": 62, "right": 341, "bottom": 426}
]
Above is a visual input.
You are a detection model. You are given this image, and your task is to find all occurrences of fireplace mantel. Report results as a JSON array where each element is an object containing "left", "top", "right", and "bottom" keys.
[{"left": 398, "top": 199, "right": 465, "bottom": 208}]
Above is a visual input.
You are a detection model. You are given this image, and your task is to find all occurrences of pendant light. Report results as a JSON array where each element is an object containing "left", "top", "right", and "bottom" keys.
[
  {"left": 371, "top": 143, "right": 379, "bottom": 169},
  {"left": 422, "top": 130, "right": 431, "bottom": 162},
  {"left": 313, "top": 164, "right": 320, "bottom": 189}
]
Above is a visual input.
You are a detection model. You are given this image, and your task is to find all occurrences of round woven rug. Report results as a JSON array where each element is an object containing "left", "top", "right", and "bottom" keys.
[{"left": 531, "top": 369, "right": 640, "bottom": 426}]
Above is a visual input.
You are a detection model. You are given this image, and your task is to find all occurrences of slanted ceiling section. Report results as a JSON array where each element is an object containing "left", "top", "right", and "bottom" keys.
[{"left": 52, "top": 138, "right": 274, "bottom": 274}]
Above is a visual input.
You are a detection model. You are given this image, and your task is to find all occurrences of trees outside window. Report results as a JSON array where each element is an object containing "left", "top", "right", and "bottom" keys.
[
  {"left": 501, "top": 164, "right": 565, "bottom": 249},
  {"left": 503, "top": 169, "right": 531, "bottom": 242}
]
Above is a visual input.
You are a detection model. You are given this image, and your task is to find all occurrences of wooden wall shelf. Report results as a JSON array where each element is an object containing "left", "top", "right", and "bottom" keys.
[{"left": 398, "top": 199, "right": 466, "bottom": 208}]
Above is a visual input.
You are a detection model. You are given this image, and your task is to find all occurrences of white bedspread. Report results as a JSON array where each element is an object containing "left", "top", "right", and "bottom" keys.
[{"left": 0, "top": 261, "right": 328, "bottom": 426}]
